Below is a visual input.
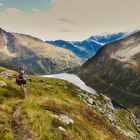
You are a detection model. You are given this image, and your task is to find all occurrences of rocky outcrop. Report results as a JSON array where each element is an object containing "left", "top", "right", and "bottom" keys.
[
  {"left": 77, "top": 88, "right": 140, "bottom": 140},
  {"left": 46, "top": 110, "right": 74, "bottom": 125},
  {"left": 0, "top": 71, "right": 14, "bottom": 79}
]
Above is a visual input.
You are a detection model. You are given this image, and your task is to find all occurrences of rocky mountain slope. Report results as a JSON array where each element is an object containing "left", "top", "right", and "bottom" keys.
[
  {"left": 0, "top": 28, "right": 82, "bottom": 74},
  {"left": 47, "top": 32, "right": 125, "bottom": 60},
  {"left": 77, "top": 31, "right": 140, "bottom": 119},
  {"left": 0, "top": 66, "right": 140, "bottom": 140}
]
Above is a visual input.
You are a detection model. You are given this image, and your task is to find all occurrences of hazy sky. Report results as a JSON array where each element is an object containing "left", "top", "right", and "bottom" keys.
[{"left": 0, "top": 0, "right": 140, "bottom": 40}]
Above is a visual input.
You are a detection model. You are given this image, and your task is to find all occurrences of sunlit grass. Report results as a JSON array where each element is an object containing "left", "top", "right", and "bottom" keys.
[{"left": 0, "top": 69, "right": 132, "bottom": 140}]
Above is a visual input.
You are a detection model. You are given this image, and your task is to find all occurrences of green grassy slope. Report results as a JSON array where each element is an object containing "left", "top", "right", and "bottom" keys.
[{"left": 0, "top": 68, "right": 133, "bottom": 140}]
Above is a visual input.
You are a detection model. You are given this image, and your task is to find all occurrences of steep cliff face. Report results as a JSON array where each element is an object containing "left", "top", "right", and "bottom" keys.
[
  {"left": 0, "top": 66, "right": 140, "bottom": 140},
  {"left": 0, "top": 28, "right": 82, "bottom": 74},
  {"left": 78, "top": 31, "right": 140, "bottom": 119}
]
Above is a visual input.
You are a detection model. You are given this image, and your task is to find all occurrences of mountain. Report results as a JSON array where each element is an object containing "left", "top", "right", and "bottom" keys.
[
  {"left": 77, "top": 31, "right": 140, "bottom": 119},
  {"left": 47, "top": 32, "right": 125, "bottom": 60},
  {"left": 0, "top": 28, "right": 82, "bottom": 74},
  {"left": 0, "top": 66, "right": 140, "bottom": 140}
]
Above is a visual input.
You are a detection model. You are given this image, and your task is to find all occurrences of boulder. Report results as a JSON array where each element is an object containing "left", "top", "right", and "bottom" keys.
[
  {"left": 58, "top": 126, "right": 66, "bottom": 132},
  {"left": 46, "top": 110, "right": 74, "bottom": 125},
  {"left": 0, "top": 72, "right": 13, "bottom": 79},
  {"left": 87, "top": 98, "right": 93, "bottom": 105}
]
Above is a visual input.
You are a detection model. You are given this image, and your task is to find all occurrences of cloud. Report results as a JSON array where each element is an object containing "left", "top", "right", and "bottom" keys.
[
  {"left": 0, "top": 3, "right": 4, "bottom": 6},
  {"left": 32, "top": 9, "right": 40, "bottom": 12},
  {"left": 5, "top": 8, "right": 22, "bottom": 13},
  {"left": 0, "top": 0, "right": 140, "bottom": 41}
]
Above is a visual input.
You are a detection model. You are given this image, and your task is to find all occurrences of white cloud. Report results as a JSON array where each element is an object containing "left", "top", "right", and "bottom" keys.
[
  {"left": 0, "top": 3, "right": 4, "bottom": 6},
  {"left": 32, "top": 9, "right": 40, "bottom": 12},
  {"left": 5, "top": 8, "right": 22, "bottom": 13},
  {"left": 0, "top": 0, "right": 140, "bottom": 40}
]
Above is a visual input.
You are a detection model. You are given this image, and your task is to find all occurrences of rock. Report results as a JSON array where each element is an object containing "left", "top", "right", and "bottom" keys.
[
  {"left": 77, "top": 92, "right": 139, "bottom": 140},
  {"left": 115, "top": 126, "right": 137, "bottom": 140},
  {"left": 53, "top": 114, "right": 73, "bottom": 125},
  {"left": 47, "top": 111, "right": 73, "bottom": 125},
  {"left": 58, "top": 82, "right": 62, "bottom": 85},
  {"left": 0, "top": 80, "right": 7, "bottom": 87},
  {"left": 58, "top": 126, "right": 66, "bottom": 132},
  {"left": 64, "top": 86, "right": 67, "bottom": 89},
  {"left": 99, "top": 94, "right": 115, "bottom": 110},
  {"left": 79, "top": 92, "right": 89, "bottom": 99},
  {"left": 0, "top": 72, "right": 13, "bottom": 79},
  {"left": 74, "top": 88, "right": 140, "bottom": 140},
  {"left": 76, "top": 88, "right": 82, "bottom": 92},
  {"left": 104, "top": 113, "right": 117, "bottom": 123},
  {"left": 87, "top": 98, "right": 93, "bottom": 105}
]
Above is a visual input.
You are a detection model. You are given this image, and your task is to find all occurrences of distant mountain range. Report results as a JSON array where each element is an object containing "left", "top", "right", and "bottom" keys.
[
  {"left": 1, "top": 27, "right": 140, "bottom": 138},
  {"left": 77, "top": 30, "right": 140, "bottom": 119},
  {"left": 47, "top": 32, "right": 126, "bottom": 60},
  {"left": 0, "top": 27, "right": 129, "bottom": 74},
  {"left": 0, "top": 28, "right": 82, "bottom": 74}
]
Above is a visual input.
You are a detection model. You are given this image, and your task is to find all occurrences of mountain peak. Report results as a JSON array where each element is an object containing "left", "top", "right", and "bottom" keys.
[
  {"left": 87, "top": 32, "right": 125, "bottom": 43},
  {"left": 47, "top": 32, "right": 127, "bottom": 60}
]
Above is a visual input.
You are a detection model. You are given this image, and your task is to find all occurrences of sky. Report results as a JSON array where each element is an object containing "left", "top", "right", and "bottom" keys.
[{"left": 0, "top": 0, "right": 140, "bottom": 41}]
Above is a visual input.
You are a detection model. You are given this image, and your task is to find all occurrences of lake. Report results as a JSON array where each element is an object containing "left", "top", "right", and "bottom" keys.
[{"left": 42, "top": 73, "right": 96, "bottom": 94}]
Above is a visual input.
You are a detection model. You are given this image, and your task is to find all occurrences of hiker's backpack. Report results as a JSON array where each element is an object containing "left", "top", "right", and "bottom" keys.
[{"left": 16, "top": 76, "right": 26, "bottom": 85}]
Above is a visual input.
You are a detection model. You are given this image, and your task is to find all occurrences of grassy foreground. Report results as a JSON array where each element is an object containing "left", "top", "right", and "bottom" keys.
[{"left": 0, "top": 68, "right": 130, "bottom": 140}]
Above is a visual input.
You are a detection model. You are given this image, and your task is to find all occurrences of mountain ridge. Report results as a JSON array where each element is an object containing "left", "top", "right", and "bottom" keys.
[
  {"left": 0, "top": 28, "right": 82, "bottom": 74},
  {"left": 77, "top": 30, "right": 140, "bottom": 119},
  {"left": 47, "top": 32, "right": 126, "bottom": 60}
]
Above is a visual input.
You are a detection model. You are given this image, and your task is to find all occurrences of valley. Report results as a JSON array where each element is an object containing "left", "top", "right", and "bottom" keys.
[
  {"left": 0, "top": 28, "right": 140, "bottom": 139},
  {"left": 0, "top": 0, "right": 140, "bottom": 139}
]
